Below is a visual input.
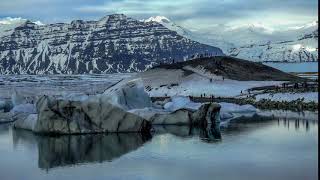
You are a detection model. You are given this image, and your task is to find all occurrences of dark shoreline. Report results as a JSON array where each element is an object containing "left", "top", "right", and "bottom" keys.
[{"left": 151, "top": 96, "right": 318, "bottom": 112}]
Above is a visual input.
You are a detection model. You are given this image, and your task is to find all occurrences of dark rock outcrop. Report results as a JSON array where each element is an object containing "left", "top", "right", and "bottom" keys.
[
  {"left": 148, "top": 103, "right": 221, "bottom": 129},
  {"left": 152, "top": 56, "right": 305, "bottom": 81}
]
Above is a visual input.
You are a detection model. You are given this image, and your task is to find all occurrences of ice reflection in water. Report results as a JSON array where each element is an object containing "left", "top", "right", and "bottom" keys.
[
  {"left": 12, "top": 130, "right": 152, "bottom": 170},
  {"left": 10, "top": 124, "right": 221, "bottom": 170}
]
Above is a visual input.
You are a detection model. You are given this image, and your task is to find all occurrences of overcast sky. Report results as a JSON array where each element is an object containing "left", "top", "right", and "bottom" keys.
[{"left": 0, "top": 0, "right": 317, "bottom": 31}]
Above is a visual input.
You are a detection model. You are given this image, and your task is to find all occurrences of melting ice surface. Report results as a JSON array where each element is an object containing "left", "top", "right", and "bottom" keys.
[{"left": 0, "top": 112, "right": 318, "bottom": 180}]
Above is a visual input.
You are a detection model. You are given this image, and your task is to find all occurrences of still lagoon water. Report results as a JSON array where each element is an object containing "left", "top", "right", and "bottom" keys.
[
  {"left": 0, "top": 112, "right": 317, "bottom": 180},
  {"left": 263, "top": 62, "right": 318, "bottom": 73}
]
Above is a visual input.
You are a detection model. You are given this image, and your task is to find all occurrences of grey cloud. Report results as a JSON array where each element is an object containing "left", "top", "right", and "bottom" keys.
[{"left": 0, "top": 0, "right": 317, "bottom": 29}]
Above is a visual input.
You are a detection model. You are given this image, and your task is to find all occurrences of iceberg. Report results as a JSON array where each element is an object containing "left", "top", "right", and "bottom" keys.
[
  {"left": 219, "top": 102, "right": 257, "bottom": 120},
  {"left": 13, "top": 114, "right": 37, "bottom": 131},
  {"left": 32, "top": 95, "right": 151, "bottom": 134},
  {"left": 103, "top": 78, "right": 152, "bottom": 110},
  {"left": 10, "top": 103, "right": 36, "bottom": 114},
  {"left": 12, "top": 76, "right": 222, "bottom": 136},
  {"left": 163, "top": 96, "right": 202, "bottom": 112}
]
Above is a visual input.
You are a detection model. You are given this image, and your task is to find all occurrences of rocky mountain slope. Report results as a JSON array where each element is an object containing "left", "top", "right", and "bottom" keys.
[
  {"left": 146, "top": 16, "right": 318, "bottom": 62},
  {"left": 0, "top": 14, "right": 223, "bottom": 74},
  {"left": 150, "top": 56, "right": 303, "bottom": 81},
  {"left": 228, "top": 22, "right": 318, "bottom": 62}
]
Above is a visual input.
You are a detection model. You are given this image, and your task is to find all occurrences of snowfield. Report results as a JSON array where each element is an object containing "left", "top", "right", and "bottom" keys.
[{"left": 141, "top": 69, "right": 285, "bottom": 98}]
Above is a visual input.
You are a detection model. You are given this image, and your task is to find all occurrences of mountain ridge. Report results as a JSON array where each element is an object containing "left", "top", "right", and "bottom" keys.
[
  {"left": 145, "top": 16, "right": 318, "bottom": 62},
  {"left": 0, "top": 14, "right": 223, "bottom": 74}
]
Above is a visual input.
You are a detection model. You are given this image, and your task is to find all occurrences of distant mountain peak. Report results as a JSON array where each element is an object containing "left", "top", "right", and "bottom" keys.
[
  {"left": 108, "top": 13, "right": 127, "bottom": 19},
  {"left": 289, "top": 20, "right": 318, "bottom": 30},
  {"left": 144, "top": 16, "right": 171, "bottom": 24},
  {"left": 98, "top": 14, "right": 129, "bottom": 25},
  {"left": 0, "top": 17, "right": 44, "bottom": 26},
  {"left": 143, "top": 16, "right": 318, "bottom": 62},
  {"left": 0, "top": 17, "right": 44, "bottom": 38}
]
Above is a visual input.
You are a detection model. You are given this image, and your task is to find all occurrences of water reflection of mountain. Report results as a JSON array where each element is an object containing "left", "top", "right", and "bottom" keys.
[{"left": 12, "top": 130, "right": 151, "bottom": 170}]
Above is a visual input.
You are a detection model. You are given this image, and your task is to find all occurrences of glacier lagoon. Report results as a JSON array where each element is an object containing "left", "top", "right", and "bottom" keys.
[
  {"left": 0, "top": 73, "right": 318, "bottom": 180},
  {"left": 0, "top": 113, "right": 317, "bottom": 180}
]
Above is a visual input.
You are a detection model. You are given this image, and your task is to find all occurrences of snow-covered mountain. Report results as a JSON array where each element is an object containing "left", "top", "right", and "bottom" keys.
[
  {"left": 229, "top": 21, "right": 318, "bottom": 62},
  {"left": 145, "top": 16, "right": 318, "bottom": 62},
  {"left": 0, "top": 14, "right": 223, "bottom": 74},
  {"left": 0, "top": 17, "right": 44, "bottom": 37},
  {"left": 143, "top": 16, "right": 236, "bottom": 54}
]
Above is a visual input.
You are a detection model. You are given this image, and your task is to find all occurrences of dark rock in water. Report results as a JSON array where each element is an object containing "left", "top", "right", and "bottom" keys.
[
  {"left": 34, "top": 95, "right": 151, "bottom": 134},
  {"left": 192, "top": 103, "right": 221, "bottom": 128},
  {"left": 150, "top": 103, "right": 221, "bottom": 127},
  {"left": 148, "top": 103, "right": 222, "bottom": 139}
]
